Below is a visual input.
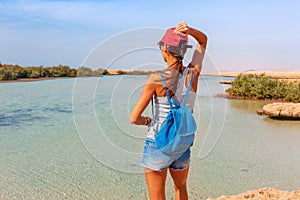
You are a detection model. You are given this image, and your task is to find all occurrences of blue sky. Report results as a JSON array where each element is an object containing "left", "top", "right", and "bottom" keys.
[{"left": 0, "top": 0, "right": 299, "bottom": 72}]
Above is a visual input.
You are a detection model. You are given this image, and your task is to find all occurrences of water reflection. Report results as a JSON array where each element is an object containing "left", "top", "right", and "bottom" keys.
[
  {"left": 228, "top": 99, "right": 300, "bottom": 129},
  {"left": 228, "top": 99, "right": 265, "bottom": 113},
  {"left": 263, "top": 117, "right": 300, "bottom": 129}
]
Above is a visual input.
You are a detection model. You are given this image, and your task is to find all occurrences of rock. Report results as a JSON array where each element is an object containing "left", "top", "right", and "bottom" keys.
[
  {"left": 259, "top": 102, "right": 300, "bottom": 119},
  {"left": 207, "top": 187, "right": 300, "bottom": 200},
  {"left": 256, "top": 108, "right": 264, "bottom": 115}
]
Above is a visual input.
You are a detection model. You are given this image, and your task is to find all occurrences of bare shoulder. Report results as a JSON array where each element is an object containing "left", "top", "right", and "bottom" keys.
[
  {"left": 145, "top": 71, "right": 162, "bottom": 87},
  {"left": 147, "top": 71, "right": 160, "bottom": 81}
]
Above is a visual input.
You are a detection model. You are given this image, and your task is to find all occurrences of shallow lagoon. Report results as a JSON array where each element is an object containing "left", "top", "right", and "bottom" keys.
[{"left": 1, "top": 76, "right": 300, "bottom": 199}]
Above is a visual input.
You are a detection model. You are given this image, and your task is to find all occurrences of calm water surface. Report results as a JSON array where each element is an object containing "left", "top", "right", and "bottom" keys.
[{"left": 0, "top": 76, "right": 300, "bottom": 200}]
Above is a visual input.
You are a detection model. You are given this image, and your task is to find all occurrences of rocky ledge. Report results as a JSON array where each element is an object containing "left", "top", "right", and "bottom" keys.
[
  {"left": 208, "top": 188, "right": 300, "bottom": 200},
  {"left": 257, "top": 102, "right": 300, "bottom": 119}
]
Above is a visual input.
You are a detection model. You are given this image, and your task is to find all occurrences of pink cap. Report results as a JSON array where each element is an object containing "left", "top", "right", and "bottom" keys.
[{"left": 158, "top": 27, "right": 188, "bottom": 47}]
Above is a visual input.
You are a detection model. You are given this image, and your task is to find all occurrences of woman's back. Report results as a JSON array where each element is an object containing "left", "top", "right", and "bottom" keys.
[{"left": 147, "top": 67, "right": 196, "bottom": 140}]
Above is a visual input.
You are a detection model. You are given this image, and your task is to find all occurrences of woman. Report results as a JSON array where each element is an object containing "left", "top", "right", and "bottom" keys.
[{"left": 130, "top": 22, "right": 207, "bottom": 200}]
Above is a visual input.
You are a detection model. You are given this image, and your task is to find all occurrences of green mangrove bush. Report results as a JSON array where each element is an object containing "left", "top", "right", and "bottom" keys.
[
  {"left": 0, "top": 64, "right": 151, "bottom": 81},
  {"left": 226, "top": 74, "right": 300, "bottom": 103}
]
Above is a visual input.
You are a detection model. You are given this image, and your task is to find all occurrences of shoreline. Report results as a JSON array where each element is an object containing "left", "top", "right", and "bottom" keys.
[
  {"left": 0, "top": 76, "right": 78, "bottom": 83},
  {"left": 215, "top": 93, "right": 291, "bottom": 102},
  {"left": 2, "top": 71, "right": 300, "bottom": 83},
  {"left": 204, "top": 70, "right": 300, "bottom": 79}
]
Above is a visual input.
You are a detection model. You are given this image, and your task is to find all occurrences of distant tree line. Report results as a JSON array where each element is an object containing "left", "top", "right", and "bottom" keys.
[
  {"left": 0, "top": 64, "right": 151, "bottom": 81},
  {"left": 226, "top": 74, "right": 300, "bottom": 103},
  {"left": 76, "top": 66, "right": 105, "bottom": 77},
  {"left": 0, "top": 64, "right": 78, "bottom": 81}
]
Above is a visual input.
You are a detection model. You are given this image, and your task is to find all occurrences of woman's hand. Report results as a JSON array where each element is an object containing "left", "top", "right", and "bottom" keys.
[
  {"left": 173, "top": 22, "right": 208, "bottom": 78},
  {"left": 174, "top": 22, "right": 207, "bottom": 50},
  {"left": 174, "top": 22, "right": 190, "bottom": 36}
]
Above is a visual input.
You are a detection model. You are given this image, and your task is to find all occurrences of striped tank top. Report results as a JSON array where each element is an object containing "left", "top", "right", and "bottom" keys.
[{"left": 147, "top": 67, "right": 196, "bottom": 140}]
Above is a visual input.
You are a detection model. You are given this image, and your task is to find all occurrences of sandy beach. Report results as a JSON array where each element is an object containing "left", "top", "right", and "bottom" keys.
[
  {"left": 205, "top": 70, "right": 300, "bottom": 81},
  {"left": 0, "top": 77, "right": 76, "bottom": 83},
  {"left": 208, "top": 188, "right": 300, "bottom": 200}
]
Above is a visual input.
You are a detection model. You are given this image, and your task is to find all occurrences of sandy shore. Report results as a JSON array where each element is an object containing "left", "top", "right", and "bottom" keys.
[
  {"left": 205, "top": 71, "right": 300, "bottom": 84},
  {"left": 208, "top": 188, "right": 300, "bottom": 200},
  {"left": 0, "top": 77, "right": 75, "bottom": 83},
  {"left": 205, "top": 71, "right": 300, "bottom": 79},
  {"left": 2, "top": 71, "right": 300, "bottom": 83}
]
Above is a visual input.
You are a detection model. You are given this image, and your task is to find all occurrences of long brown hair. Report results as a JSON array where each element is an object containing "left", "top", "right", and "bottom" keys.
[{"left": 159, "top": 54, "right": 184, "bottom": 98}]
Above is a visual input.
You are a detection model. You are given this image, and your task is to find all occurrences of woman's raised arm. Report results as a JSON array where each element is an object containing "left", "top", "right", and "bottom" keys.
[{"left": 174, "top": 22, "right": 207, "bottom": 74}]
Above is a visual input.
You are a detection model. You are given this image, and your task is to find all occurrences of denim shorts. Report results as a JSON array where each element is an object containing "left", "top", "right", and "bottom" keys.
[{"left": 141, "top": 138, "right": 190, "bottom": 171}]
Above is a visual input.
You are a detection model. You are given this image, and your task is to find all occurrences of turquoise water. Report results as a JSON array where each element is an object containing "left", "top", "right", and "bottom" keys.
[{"left": 1, "top": 76, "right": 300, "bottom": 200}]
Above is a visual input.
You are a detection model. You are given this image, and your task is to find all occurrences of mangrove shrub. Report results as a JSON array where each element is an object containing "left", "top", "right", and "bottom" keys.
[{"left": 226, "top": 74, "right": 300, "bottom": 103}]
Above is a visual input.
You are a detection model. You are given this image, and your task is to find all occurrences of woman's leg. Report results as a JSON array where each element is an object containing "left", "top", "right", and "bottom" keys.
[
  {"left": 169, "top": 166, "right": 190, "bottom": 200},
  {"left": 144, "top": 167, "right": 168, "bottom": 200}
]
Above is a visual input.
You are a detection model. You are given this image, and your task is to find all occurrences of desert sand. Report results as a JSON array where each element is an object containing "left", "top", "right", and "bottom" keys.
[
  {"left": 205, "top": 71, "right": 300, "bottom": 83},
  {"left": 215, "top": 71, "right": 300, "bottom": 79}
]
